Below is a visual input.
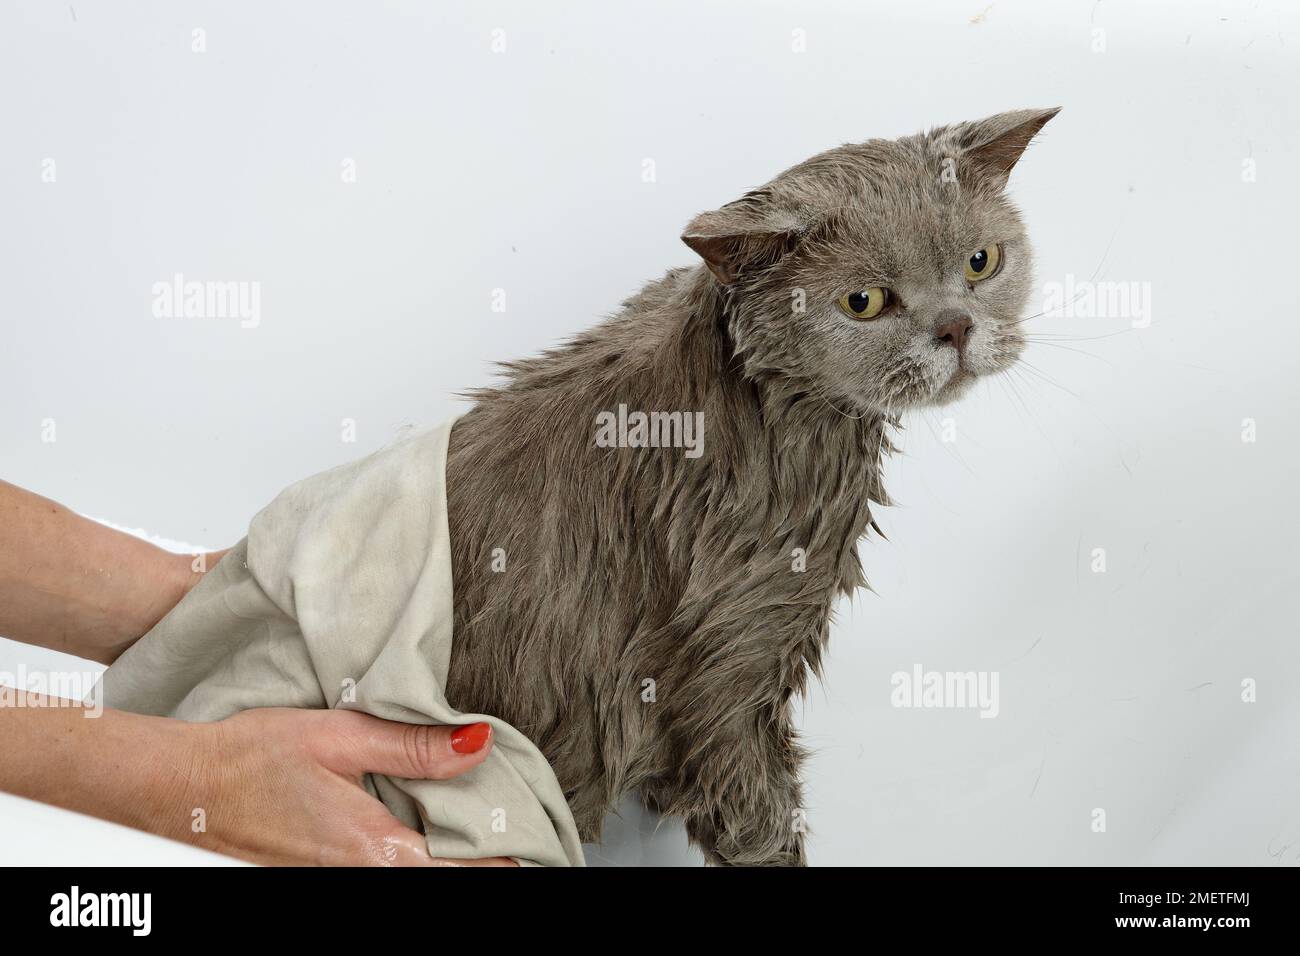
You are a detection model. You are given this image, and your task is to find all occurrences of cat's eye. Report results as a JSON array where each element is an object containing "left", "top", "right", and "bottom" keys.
[
  {"left": 837, "top": 287, "right": 892, "bottom": 320},
  {"left": 964, "top": 244, "right": 1003, "bottom": 283}
]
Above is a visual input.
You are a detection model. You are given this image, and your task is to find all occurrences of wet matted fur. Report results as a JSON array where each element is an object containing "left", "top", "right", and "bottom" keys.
[{"left": 444, "top": 109, "right": 1058, "bottom": 865}]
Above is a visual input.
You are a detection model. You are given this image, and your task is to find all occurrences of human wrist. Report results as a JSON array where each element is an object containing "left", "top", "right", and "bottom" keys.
[
  {"left": 100, "top": 708, "right": 214, "bottom": 840},
  {"left": 91, "top": 547, "right": 211, "bottom": 665},
  {"left": 125, "top": 549, "right": 195, "bottom": 642}
]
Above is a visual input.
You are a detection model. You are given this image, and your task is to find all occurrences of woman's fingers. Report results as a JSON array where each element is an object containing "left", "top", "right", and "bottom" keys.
[
  {"left": 331, "top": 767, "right": 518, "bottom": 867},
  {"left": 318, "top": 716, "right": 516, "bottom": 866},
  {"left": 425, "top": 856, "right": 518, "bottom": 867},
  {"left": 314, "top": 711, "right": 495, "bottom": 782}
]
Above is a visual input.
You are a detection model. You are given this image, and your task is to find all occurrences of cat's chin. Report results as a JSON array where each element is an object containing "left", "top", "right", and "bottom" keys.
[{"left": 921, "top": 367, "right": 979, "bottom": 408}]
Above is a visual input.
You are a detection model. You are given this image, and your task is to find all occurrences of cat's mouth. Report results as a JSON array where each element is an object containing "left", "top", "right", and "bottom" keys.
[
  {"left": 902, "top": 325, "right": 1024, "bottom": 408},
  {"left": 931, "top": 366, "right": 975, "bottom": 404}
]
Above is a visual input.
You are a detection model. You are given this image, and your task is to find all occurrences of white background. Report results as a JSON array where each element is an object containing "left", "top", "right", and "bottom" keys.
[{"left": 2, "top": 0, "right": 1297, "bottom": 866}]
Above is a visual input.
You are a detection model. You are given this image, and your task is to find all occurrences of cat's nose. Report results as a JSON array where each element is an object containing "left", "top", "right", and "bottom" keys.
[{"left": 934, "top": 311, "right": 974, "bottom": 355}]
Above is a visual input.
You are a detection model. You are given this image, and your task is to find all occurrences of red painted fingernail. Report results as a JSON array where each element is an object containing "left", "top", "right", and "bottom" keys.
[{"left": 450, "top": 722, "right": 491, "bottom": 754}]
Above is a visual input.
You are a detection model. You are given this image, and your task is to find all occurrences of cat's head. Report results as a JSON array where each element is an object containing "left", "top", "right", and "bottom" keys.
[{"left": 682, "top": 108, "right": 1058, "bottom": 413}]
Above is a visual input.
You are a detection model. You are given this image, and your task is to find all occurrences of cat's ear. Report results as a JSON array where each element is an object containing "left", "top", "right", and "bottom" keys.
[
  {"left": 681, "top": 196, "right": 805, "bottom": 285},
  {"left": 956, "top": 107, "right": 1060, "bottom": 186}
]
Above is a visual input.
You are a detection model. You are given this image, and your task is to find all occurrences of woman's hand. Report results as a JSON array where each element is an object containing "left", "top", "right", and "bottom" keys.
[
  {"left": 1, "top": 698, "right": 516, "bottom": 866},
  {"left": 180, "top": 708, "right": 516, "bottom": 866}
]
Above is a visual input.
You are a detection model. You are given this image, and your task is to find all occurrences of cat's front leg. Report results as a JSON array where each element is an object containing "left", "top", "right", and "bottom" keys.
[{"left": 672, "top": 709, "right": 808, "bottom": 866}]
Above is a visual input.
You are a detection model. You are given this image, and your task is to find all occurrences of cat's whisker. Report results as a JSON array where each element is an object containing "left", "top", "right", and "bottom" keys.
[
  {"left": 1003, "top": 366, "right": 1054, "bottom": 433},
  {"left": 807, "top": 382, "right": 872, "bottom": 420},
  {"left": 914, "top": 408, "right": 979, "bottom": 479},
  {"left": 1015, "top": 358, "right": 1080, "bottom": 401},
  {"left": 996, "top": 367, "right": 1035, "bottom": 427},
  {"left": 1007, "top": 227, "right": 1120, "bottom": 329},
  {"left": 1021, "top": 338, "right": 1117, "bottom": 367},
  {"left": 1007, "top": 366, "right": 1075, "bottom": 464},
  {"left": 991, "top": 366, "right": 1019, "bottom": 410},
  {"left": 1003, "top": 360, "right": 1136, "bottom": 477},
  {"left": 1023, "top": 327, "right": 1139, "bottom": 343}
]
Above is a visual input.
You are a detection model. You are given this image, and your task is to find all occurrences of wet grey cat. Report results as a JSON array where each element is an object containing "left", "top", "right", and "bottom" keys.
[{"left": 445, "top": 109, "right": 1057, "bottom": 865}]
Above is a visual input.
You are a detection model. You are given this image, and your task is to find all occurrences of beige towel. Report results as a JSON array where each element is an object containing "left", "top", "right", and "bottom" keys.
[{"left": 100, "top": 420, "right": 584, "bottom": 866}]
